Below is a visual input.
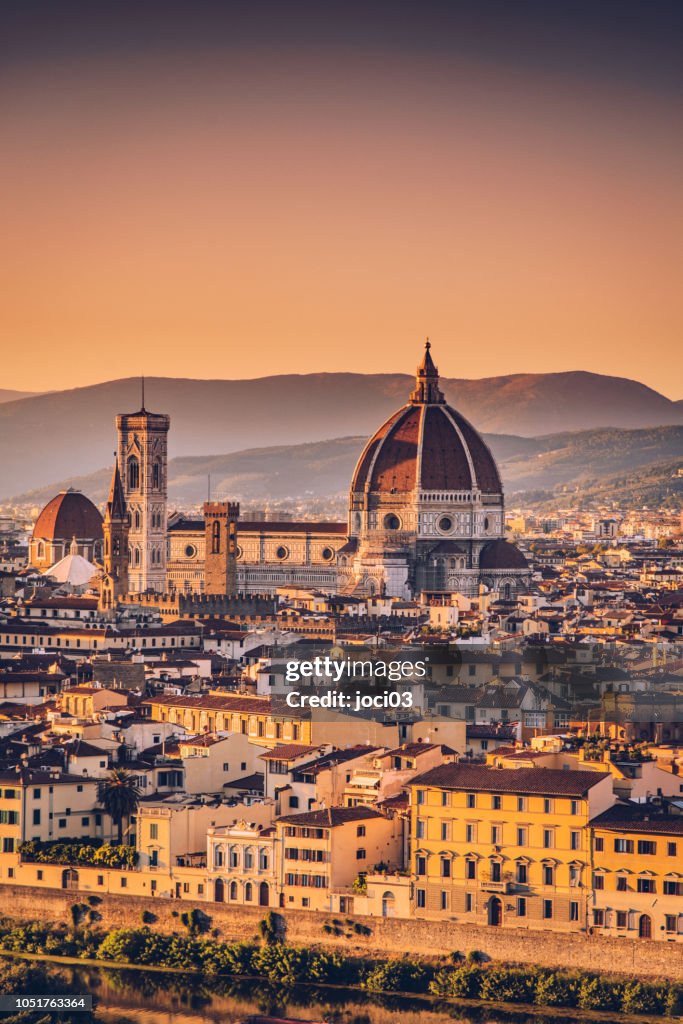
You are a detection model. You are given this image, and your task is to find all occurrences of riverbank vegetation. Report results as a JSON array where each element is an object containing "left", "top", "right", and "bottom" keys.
[{"left": 0, "top": 917, "right": 678, "bottom": 1018}]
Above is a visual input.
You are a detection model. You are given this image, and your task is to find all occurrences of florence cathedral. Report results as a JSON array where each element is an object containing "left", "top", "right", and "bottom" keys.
[{"left": 30, "top": 344, "right": 530, "bottom": 603}]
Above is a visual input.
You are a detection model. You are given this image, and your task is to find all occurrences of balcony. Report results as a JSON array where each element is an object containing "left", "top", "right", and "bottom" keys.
[{"left": 479, "top": 879, "right": 510, "bottom": 894}]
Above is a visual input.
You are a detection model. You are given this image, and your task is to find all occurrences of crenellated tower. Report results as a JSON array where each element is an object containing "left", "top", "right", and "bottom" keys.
[{"left": 203, "top": 501, "right": 240, "bottom": 595}]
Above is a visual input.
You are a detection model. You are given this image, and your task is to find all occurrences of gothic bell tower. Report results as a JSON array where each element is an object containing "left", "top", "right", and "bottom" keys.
[
  {"left": 117, "top": 383, "right": 170, "bottom": 593},
  {"left": 99, "top": 459, "right": 129, "bottom": 611}
]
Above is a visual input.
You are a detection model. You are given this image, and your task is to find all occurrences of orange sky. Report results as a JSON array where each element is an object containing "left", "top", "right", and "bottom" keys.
[{"left": 1, "top": 5, "right": 682, "bottom": 396}]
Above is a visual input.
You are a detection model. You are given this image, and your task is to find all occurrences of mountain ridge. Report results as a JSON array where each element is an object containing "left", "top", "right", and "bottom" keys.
[
  {"left": 9, "top": 425, "right": 682, "bottom": 514},
  {"left": 0, "top": 370, "right": 681, "bottom": 499}
]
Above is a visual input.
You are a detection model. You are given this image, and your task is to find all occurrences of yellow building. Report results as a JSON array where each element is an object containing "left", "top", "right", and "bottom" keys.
[
  {"left": 409, "top": 763, "right": 614, "bottom": 932},
  {"left": 0, "top": 768, "right": 112, "bottom": 853},
  {"left": 143, "top": 692, "right": 312, "bottom": 747},
  {"left": 60, "top": 685, "right": 129, "bottom": 718},
  {"left": 590, "top": 804, "right": 683, "bottom": 942},
  {"left": 276, "top": 806, "right": 403, "bottom": 913}
]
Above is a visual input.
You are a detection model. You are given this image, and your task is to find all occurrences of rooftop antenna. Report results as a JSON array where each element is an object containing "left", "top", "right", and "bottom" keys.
[
  {"left": 207, "top": 473, "right": 211, "bottom": 502},
  {"left": 141, "top": 375, "right": 146, "bottom": 412}
]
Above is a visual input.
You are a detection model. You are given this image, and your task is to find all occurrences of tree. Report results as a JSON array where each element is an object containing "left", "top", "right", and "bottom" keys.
[{"left": 97, "top": 768, "right": 141, "bottom": 844}]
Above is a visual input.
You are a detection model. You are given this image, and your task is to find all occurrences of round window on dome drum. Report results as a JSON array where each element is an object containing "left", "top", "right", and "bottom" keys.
[
  {"left": 276, "top": 546, "right": 289, "bottom": 559},
  {"left": 438, "top": 515, "right": 453, "bottom": 533},
  {"left": 383, "top": 514, "right": 401, "bottom": 530},
  {"left": 321, "top": 547, "right": 334, "bottom": 561},
  {"left": 184, "top": 544, "right": 197, "bottom": 559}
]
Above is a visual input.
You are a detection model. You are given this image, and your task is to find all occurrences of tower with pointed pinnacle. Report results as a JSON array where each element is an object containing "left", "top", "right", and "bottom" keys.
[{"left": 99, "top": 459, "right": 129, "bottom": 610}]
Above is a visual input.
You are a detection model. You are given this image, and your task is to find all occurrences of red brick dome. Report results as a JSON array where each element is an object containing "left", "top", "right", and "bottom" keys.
[
  {"left": 32, "top": 490, "right": 103, "bottom": 541},
  {"left": 351, "top": 344, "right": 502, "bottom": 495}
]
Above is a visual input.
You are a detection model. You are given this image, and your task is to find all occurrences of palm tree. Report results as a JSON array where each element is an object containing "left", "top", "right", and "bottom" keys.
[{"left": 97, "top": 768, "right": 141, "bottom": 845}]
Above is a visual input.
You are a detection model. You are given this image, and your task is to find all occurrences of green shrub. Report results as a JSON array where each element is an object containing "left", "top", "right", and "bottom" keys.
[
  {"left": 479, "top": 966, "right": 537, "bottom": 1004},
  {"left": 621, "top": 980, "right": 667, "bottom": 1016},
  {"left": 534, "top": 970, "right": 579, "bottom": 1007},
  {"left": 429, "top": 965, "right": 482, "bottom": 998},
  {"left": 258, "top": 911, "right": 282, "bottom": 945},
  {"left": 362, "top": 957, "right": 432, "bottom": 994},
  {"left": 578, "top": 975, "right": 623, "bottom": 1011},
  {"left": 250, "top": 944, "right": 308, "bottom": 984}
]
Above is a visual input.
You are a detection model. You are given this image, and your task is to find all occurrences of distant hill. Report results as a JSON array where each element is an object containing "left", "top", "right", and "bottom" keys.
[
  {"left": 516, "top": 458, "right": 683, "bottom": 512},
  {"left": 0, "top": 370, "right": 680, "bottom": 499},
  {"left": 0, "top": 389, "right": 40, "bottom": 404},
  {"left": 9, "top": 426, "right": 683, "bottom": 513}
]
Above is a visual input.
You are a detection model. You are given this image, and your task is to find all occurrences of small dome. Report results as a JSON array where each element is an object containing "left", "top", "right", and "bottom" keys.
[
  {"left": 351, "top": 345, "right": 501, "bottom": 495},
  {"left": 32, "top": 490, "right": 103, "bottom": 541},
  {"left": 41, "top": 553, "right": 98, "bottom": 587},
  {"left": 479, "top": 539, "right": 529, "bottom": 570}
]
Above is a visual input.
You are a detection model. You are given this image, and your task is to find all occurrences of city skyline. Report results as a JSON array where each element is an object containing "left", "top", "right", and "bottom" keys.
[{"left": 1, "top": 0, "right": 682, "bottom": 396}]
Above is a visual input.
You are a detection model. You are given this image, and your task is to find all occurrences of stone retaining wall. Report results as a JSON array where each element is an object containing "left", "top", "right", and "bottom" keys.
[{"left": 2, "top": 885, "right": 681, "bottom": 981}]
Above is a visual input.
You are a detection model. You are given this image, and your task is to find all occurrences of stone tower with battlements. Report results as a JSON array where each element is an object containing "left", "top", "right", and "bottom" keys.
[
  {"left": 203, "top": 501, "right": 240, "bottom": 595},
  {"left": 117, "top": 389, "right": 170, "bottom": 593}
]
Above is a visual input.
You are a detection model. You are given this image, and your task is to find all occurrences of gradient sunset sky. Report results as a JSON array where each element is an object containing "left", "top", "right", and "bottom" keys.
[{"left": 2, "top": 1, "right": 682, "bottom": 395}]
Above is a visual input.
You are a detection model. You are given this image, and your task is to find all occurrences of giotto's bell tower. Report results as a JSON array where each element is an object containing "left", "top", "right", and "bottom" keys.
[{"left": 117, "top": 383, "right": 170, "bottom": 593}]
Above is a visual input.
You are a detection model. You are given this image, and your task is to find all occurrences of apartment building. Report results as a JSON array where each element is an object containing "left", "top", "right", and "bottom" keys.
[
  {"left": 409, "top": 764, "right": 614, "bottom": 932},
  {"left": 276, "top": 806, "right": 403, "bottom": 912},
  {"left": 591, "top": 803, "right": 683, "bottom": 942}
]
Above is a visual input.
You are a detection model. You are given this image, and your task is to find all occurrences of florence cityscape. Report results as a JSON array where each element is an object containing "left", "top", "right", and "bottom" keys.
[{"left": 0, "top": 2, "right": 682, "bottom": 1023}]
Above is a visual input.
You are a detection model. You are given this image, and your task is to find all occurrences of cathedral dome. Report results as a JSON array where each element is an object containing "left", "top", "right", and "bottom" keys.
[
  {"left": 351, "top": 343, "right": 501, "bottom": 495},
  {"left": 32, "top": 490, "right": 103, "bottom": 542}
]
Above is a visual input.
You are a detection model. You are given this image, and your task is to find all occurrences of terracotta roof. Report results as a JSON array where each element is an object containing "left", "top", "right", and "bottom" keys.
[
  {"left": 223, "top": 772, "right": 264, "bottom": 792},
  {"left": 591, "top": 805, "right": 683, "bottom": 836},
  {"left": 411, "top": 764, "right": 608, "bottom": 797},
  {"left": 261, "top": 744, "right": 321, "bottom": 761},
  {"left": 144, "top": 693, "right": 272, "bottom": 713},
  {"left": 382, "top": 742, "right": 440, "bottom": 758},
  {"left": 293, "top": 745, "right": 379, "bottom": 774},
  {"left": 278, "top": 806, "right": 385, "bottom": 828},
  {"left": 466, "top": 725, "right": 517, "bottom": 740},
  {"left": 32, "top": 491, "right": 103, "bottom": 542}
]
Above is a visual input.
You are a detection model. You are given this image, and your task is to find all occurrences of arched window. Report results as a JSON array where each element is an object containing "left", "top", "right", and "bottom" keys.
[
  {"left": 134, "top": 510, "right": 141, "bottom": 529},
  {"left": 152, "top": 459, "right": 161, "bottom": 490},
  {"left": 211, "top": 521, "right": 221, "bottom": 554},
  {"left": 245, "top": 882, "right": 253, "bottom": 902},
  {"left": 214, "top": 847, "right": 224, "bottom": 868},
  {"left": 229, "top": 881, "right": 238, "bottom": 901},
  {"left": 134, "top": 548, "right": 141, "bottom": 566},
  {"left": 244, "top": 848, "right": 254, "bottom": 870},
  {"left": 37, "top": 541, "right": 45, "bottom": 559},
  {"left": 127, "top": 456, "right": 140, "bottom": 490},
  {"left": 113, "top": 537, "right": 121, "bottom": 557}
]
